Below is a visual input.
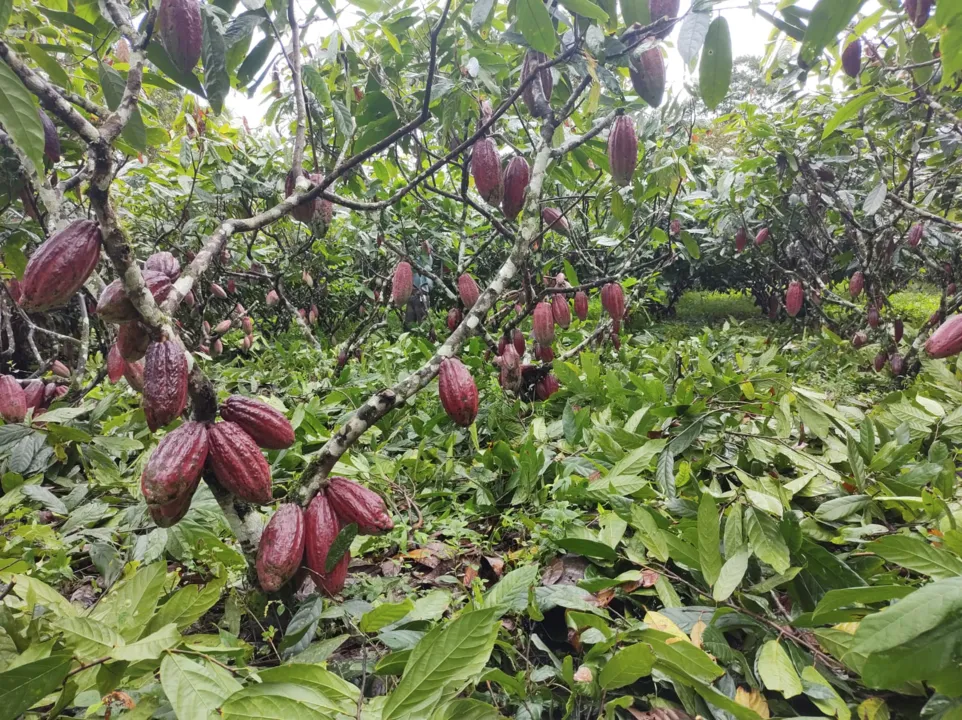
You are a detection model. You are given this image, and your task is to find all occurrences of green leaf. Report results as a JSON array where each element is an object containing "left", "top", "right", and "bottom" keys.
[
  {"left": 515, "top": 0, "right": 557, "bottom": 57},
  {"left": 656, "top": 448, "right": 675, "bottom": 498},
  {"left": 757, "top": 640, "right": 803, "bottom": 698},
  {"left": 556, "top": 537, "right": 618, "bottom": 561},
  {"left": 556, "top": 0, "right": 607, "bottom": 23},
  {"left": 639, "top": 629, "right": 724, "bottom": 684},
  {"left": 382, "top": 609, "right": 499, "bottom": 720},
  {"left": 822, "top": 90, "right": 875, "bottom": 139},
  {"left": 713, "top": 550, "right": 750, "bottom": 602},
  {"left": 801, "top": 666, "right": 850, "bottom": 720},
  {"left": 744, "top": 508, "right": 790, "bottom": 573},
  {"left": 0, "top": 652, "right": 73, "bottom": 720},
  {"left": 220, "top": 682, "right": 342, "bottom": 719},
  {"left": 0, "top": 0, "right": 12, "bottom": 31},
  {"left": 869, "top": 535, "right": 962, "bottom": 580},
  {"left": 812, "top": 586, "right": 916, "bottom": 622},
  {"left": 147, "top": 577, "right": 226, "bottom": 633},
  {"left": 56, "top": 617, "right": 125, "bottom": 660},
  {"left": 0, "top": 61, "right": 45, "bottom": 173},
  {"left": 22, "top": 42, "right": 70, "bottom": 90},
  {"left": 89, "top": 562, "right": 167, "bottom": 639},
  {"left": 598, "top": 642, "right": 654, "bottom": 689},
  {"left": 360, "top": 600, "right": 415, "bottom": 633},
  {"left": 160, "top": 653, "right": 243, "bottom": 720},
  {"left": 798, "top": 0, "right": 866, "bottom": 69},
  {"left": 699, "top": 17, "right": 732, "bottom": 110},
  {"left": 326, "top": 523, "right": 357, "bottom": 572},
  {"left": 814, "top": 495, "right": 871, "bottom": 522},
  {"left": 431, "top": 699, "right": 501, "bottom": 720},
  {"left": 620, "top": 0, "right": 649, "bottom": 26},
  {"left": 697, "top": 493, "right": 722, "bottom": 586},
  {"left": 201, "top": 7, "right": 230, "bottom": 115},
  {"left": 483, "top": 564, "right": 539, "bottom": 617},
  {"left": 148, "top": 44, "right": 207, "bottom": 96},
  {"left": 111, "top": 623, "right": 181, "bottom": 662}
]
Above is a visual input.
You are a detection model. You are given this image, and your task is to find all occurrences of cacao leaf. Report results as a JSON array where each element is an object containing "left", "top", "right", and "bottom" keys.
[
  {"left": 516, "top": 0, "right": 557, "bottom": 57},
  {"left": 699, "top": 17, "right": 732, "bottom": 110},
  {"left": 0, "top": 61, "right": 45, "bottom": 173},
  {"left": 201, "top": 6, "right": 230, "bottom": 114}
]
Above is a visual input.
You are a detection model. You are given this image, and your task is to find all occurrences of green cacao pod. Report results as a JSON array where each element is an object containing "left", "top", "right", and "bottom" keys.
[
  {"left": 629, "top": 48, "right": 665, "bottom": 108},
  {"left": 925, "top": 315, "right": 962, "bottom": 359},
  {"left": 157, "top": 0, "right": 203, "bottom": 74},
  {"left": 842, "top": 39, "right": 862, "bottom": 78},
  {"left": 391, "top": 261, "right": 413, "bottom": 307},
  {"left": 458, "top": 273, "right": 480, "bottom": 309},
  {"left": 97, "top": 270, "right": 173, "bottom": 323},
  {"left": 552, "top": 296, "right": 571, "bottom": 329},
  {"left": 601, "top": 283, "right": 625, "bottom": 320},
  {"left": 141, "top": 421, "right": 208, "bottom": 512},
  {"left": 438, "top": 357, "right": 478, "bottom": 427},
  {"left": 501, "top": 156, "right": 530, "bottom": 220},
  {"left": 144, "top": 251, "right": 181, "bottom": 280},
  {"left": 305, "top": 491, "right": 349, "bottom": 595},
  {"left": 39, "top": 109, "right": 60, "bottom": 163},
  {"left": 207, "top": 421, "right": 272, "bottom": 503},
  {"left": 220, "top": 395, "right": 295, "bottom": 449},
  {"left": 256, "top": 504, "right": 306, "bottom": 592},
  {"left": 532, "top": 302, "right": 555, "bottom": 345},
  {"left": 650, "top": 0, "right": 680, "bottom": 38},
  {"left": 118, "top": 321, "right": 151, "bottom": 361},
  {"left": 472, "top": 137, "right": 503, "bottom": 206},
  {"left": 574, "top": 291, "right": 589, "bottom": 321},
  {"left": 143, "top": 339, "right": 188, "bottom": 431},
  {"left": 0, "top": 375, "right": 26, "bottom": 423},
  {"left": 785, "top": 281, "right": 804, "bottom": 317},
  {"left": 326, "top": 476, "right": 394, "bottom": 534},
  {"left": 607, "top": 115, "right": 638, "bottom": 186},
  {"left": 21, "top": 219, "right": 102, "bottom": 311},
  {"left": 521, "top": 50, "right": 553, "bottom": 117}
]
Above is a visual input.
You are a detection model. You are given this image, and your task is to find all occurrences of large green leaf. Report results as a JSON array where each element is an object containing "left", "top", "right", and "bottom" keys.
[
  {"left": 599, "top": 642, "right": 654, "bottom": 689},
  {"left": 697, "top": 493, "right": 722, "bottom": 586},
  {"left": 557, "top": 0, "right": 607, "bottom": 23},
  {"left": 0, "top": 61, "right": 45, "bottom": 173},
  {"left": 515, "top": 0, "right": 557, "bottom": 57},
  {"left": 201, "top": 7, "right": 230, "bottom": 114},
  {"left": 757, "top": 640, "right": 803, "bottom": 698},
  {"left": 0, "top": 653, "right": 73, "bottom": 720},
  {"left": 160, "top": 653, "right": 243, "bottom": 720},
  {"left": 869, "top": 535, "right": 962, "bottom": 580},
  {"left": 798, "top": 0, "right": 866, "bottom": 69},
  {"left": 699, "top": 17, "right": 732, "bottom": 110},
  {"left": 744, "top": 507, "right": 790, "bottom": 573}
]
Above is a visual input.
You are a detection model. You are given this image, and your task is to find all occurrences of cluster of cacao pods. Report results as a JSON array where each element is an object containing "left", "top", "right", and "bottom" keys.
[
  {"left": 257, "top": 476, "right": 393, "bottom": 594},
  {"left": 284, "top": 170, "right": 334, "bottom": 232},
  {"left": 0, "top": 375, "right": 66, "bottom": 422},
  {"left": 141, "top": 395, "right": 295, "bottom": 528}
]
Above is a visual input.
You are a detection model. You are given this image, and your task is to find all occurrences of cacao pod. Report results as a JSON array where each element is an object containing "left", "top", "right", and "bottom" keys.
[
  {"left": 607, "top": 115, "right": 638, "bottom": 186},
  {"left": 227, "top": 279, "right": 236, "bottom": 295},
  {"left": 447, "top": 307, "right": 462, "bottom": 331},
  {"left": 852, "top": 331, "right": 868, "bottom": 349},
  {"left": 143, "top": 340, "right": 188, "bottom": 431},
  {"left": 670, "top": 219, "right": 681, "bottom": 236},
  {"left": 755, "top": 228, "right": 770, "bottom": 247},
  {"left": 849, "top": 271, "right": 865, "bottom": 298},
  {"left": 908, "top": 222, "right": 924, "bottom": 248},
  {"left": 21, "top": 219, "right": 102, "bottom": 311},
  {"left": 535, "top": 374, "right": 560, "bottom": 400},
  {"left": 890, "top": 353, "right": 905, "bottom": 376},
  {"left": 520, "top": 50, "right": 553, "bottom": 117},
  {"left": 23, "top": 380, "right": 44, "bottom": 411},
  {"left": 7, "top": 278, "right": 22, "bottom": 304},
  {"left": 220, "top": 395, "right": 295, "bottom": 450},
  {"left": 437, "top": 357, "right": 478, "bottom": 427},
  {"left": 458, "top": 273, "right": 480, "bottom": 309},
  {"left": 106, "top": 344, "right": 127, "bottom": 382},
  {"left": 242, "top": 316, "right": 254, "bottom": 334},
  {"left": 501, "top": 156, "right": 530, "bottom": 220},
  {"left": 43, "top": 382, "right": 65, "bottom": 404},
  {"left": 735, "top": 227, "right": 747, "bottom": 253},
  {"left": 184, "top": 290, "right": 195, "bottom": 307},
  {"left": 535, "top": 343, "right": 555, "bottom": 363},
  {"left": 650, "top": 0, "right": 680, "bottom": 38},
  {"left": 210, "top": 283, "right": 227, "bottom": 299},
  {"left": 96, "top": 271, "right": 173, "bottom": 323},
  {"left": 51, "top": 360, "right": 70, "bottom": 378},
  {"left": 601, "top": 283, "right": 625, "bottom": 320},
  {"left": 141, "top": 421, "right": 208, "bottom": 510},
  {"left": 629, "top": 48, "right": 665, "bottom": 108},
  {"left": 513, "top": 329, "right": 525, "bottom": 355},
  {"left": 241, "top": 334, "right": 253, "bottom": 351},
  {"left": 499, "top": 345, "right": 522, "bottom": 392},
  {"left": 497, "top": 335, "right": 508, "bottom": 356},
  {"left": 285, "top": 171, "right": 326, "bottom": 224},
  {"left": 949, "top": 283, "right": 958, "bottom": 297},
  {"left": 0, "top": 375, "right": 26, "bottom": 423},
  {"left": 611, "top": 332, "right": 621, "bottom": 351},
  {"left": 156, "top": 0, "right": 203, "bottom": 73},
  {"left": 925, "top": 315, "right": 962, "bottom": 359},
  {"left": 532, "top": 302, "right": 555, "bottom": 345},
  {"left": 574, "top": 291, "right": 589, "bottom": 321},
  {"left": 785, "top": 281, "right": 804, "bottom": 317},
  {"left": 212, "top": 339, "right": 223, "bottom": 357},
  {"left": 266, "top": 290, "right": 280, "bottom": 306},
  {"left": 39, "top": 109, "right": 60, "bottom": 163},
  {"left": 305, "top": 491, "right": 349, "bottom": 595},
  {"left": 768, "top": 295, "right": 779, "bottom": 321},
  {"left": 868, "top": 305, "right": 880, "bottom": 329},
  {"left": 144, "top": 251, "right": 181, "bottom": 280},
  {"left": 842, "top": 39, "right": 862, "bottom": 78},
  {"left": 873, "top": 352, "right": 887, "bottom": 372},
  {"left": 148, "top": 492, "right": 193, "bottom": 528},
  {"left": 118, "top": 321, "right": 151, "bottom": 361},
  {"left": 308, "top": 306, "right": 318, "bottom": 325},
  {"left": 472, "top": 137, "right": 503, "bottom": 205},
  {"left": 906, "top": 0, "right": 931, "bottom": 28},
  {"left": 542, "top": 207, "right": 571, "bottom": 237},
  {"left": 894, "top": 318, "right": 904, "bottom": 343},
  {"left": 327, "top": 477, "right": 394, "bottom": 535},
  {"left": 207, "top": 421, "right": 272, "bottom": 503},
  {"left": 303, "top": 271, "right": 313, "bottom": 287},
  {"left": 391, "top": 261, "right": 413, "bottom": 307},
  {"left": 214, "top": 319, "right": 232, "bottom": 334},
  {"left": 256, "top": 504, "right": 306, "bottom": 592},
  {"left": 123, "top": 359, "right": 145, "bottom": 391},
  {"left": 552, "top": 296, "right": 571, "bottom": 329}
]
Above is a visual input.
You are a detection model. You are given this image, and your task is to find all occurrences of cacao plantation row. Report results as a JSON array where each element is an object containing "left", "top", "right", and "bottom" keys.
[{"left": 0, "top": 0, "right": 961, "bottom": 717}]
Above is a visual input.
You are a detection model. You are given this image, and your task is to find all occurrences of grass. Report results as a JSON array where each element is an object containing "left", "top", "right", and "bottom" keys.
[{"left": 673, "top": 290, "right": 760, "bottom": 322}]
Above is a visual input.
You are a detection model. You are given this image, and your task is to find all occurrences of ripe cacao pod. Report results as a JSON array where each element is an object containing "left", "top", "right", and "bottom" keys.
[
  {"left": 520, "top": 50, "right": 553, "bottom": 117},
  {"left": 755, "top": 228, "right": 770, "bottom": 247},
  {"left": 327, "top": 476, "right": 394, "bottom": 534},
  {"left": 214, "top": 319, "right": 232, "bottom": 334},
  {"left": 852, "top": 331, "right": 868, "bottom": 349},
  {"left": 207, "top": 421, "right": 272, "bottom": 503},
  {"left": 144, "top": 251, "right": 181, "bottom": 280},
  {"left": 499, "top": 345, "right": 522, "bottom": 392},
  {"left": 497, "top": 335, "right": 508, "bottom": 356},
  {"left": 143, "top": 339, "right": 188, "bottom": 431},
  {"left": 447, "top": 307, "right": 462, "bottom": 331},
  {"left": 221, "top": 395, "right": 295, "bottom": 450},
  {"left": 513, "top": 329, "right": 525, "bottom": 355},
  {"left": 242, "top": 316, "right": 254, "bottom": 334},
  {"left": 51, "top": 360, "right": 70, "bottom": 378},
  {"left": 535, "top": 343, "right": 555, "bottom": 363},
  {"left": 601, "top": 283, "right": 625, "bottom": 320},
  {"left": 141, "top": 421, "right": 208, "bottom": 510},
  {"left": 894, "top": 318, "right": 904, "bottom": 343},
  {"left": 905, "top": 0, "right": 931, "bottom": 28},
  {"left": 873, "top": 352, "right": 887, "bottom": 372},
  {"left": 148, "top": 492, "right": 193, "bottom": 528},
  {"left": 501, "top": 156, "right": 530, "bottom": 220},
  {"left": 535, "top": 374, "right": 560, "bottom": 400},
  {"left": 0, "top": 375, "right": 26, "bottom": 423},
  {"left": 650, "top": 0, "right": 680, "bottom": 38},
  {"left": 212, "top": 339, "right": 223, "bottom": 357},
  {"left": 925, "top": 315, "right": 962, "bottom": 359},
  {"left": 123, "top": 359, "right": 145, "bottom": 391},
  {"left": 735, "top": 227, "right": 747, "bottom": 253},
  {"left": 391, "top": 261, "right": 413, "bottom": 307},
  {"left": 607, "top": 115, "right": 638, "bottom": 186},
  {"left": 156, "top": 0, "right": 203, "bottom": 73},
  {"left": 437, "top": 357, "right": 478, "bottom": 427},
  {"left": 949, "top": 283, "right": 958, "bottom": 297},
  {"left": 21, "top": 219, "right": 102, "bottom": 311},
  {"left": 39, "top": 109, "right": 60, "bottom": 163},
  {"left": 868, "top": 305, "right": 881, "bottom": 329},
  {"left": 785, "top": 281, "right": 804, "bottom": 317},
  {"left": 908, "top": 222, "right": 924, "bottom": 248},
  {"left": 210, "top": 283, "right": 227, "bottom": 299},
  {"left": 552, "top": 296, "right": 571, "bottom": 329},
  {"left": 256, "top": 504, "right": 306, "bottom": 592},
  {"left": 227, "top": 279, "right": 236, "bottom": 295},
  {"left": 890, "top": 353, "right": 905, "bottom": 376},
  {"left": 574, "top": 291, "right": 589, "bottom": 321},
  {"left": 849, "top": 271, "right": 865, "bottom": 298},
  {"left": 241, "top": 334, "right": 253, "bottom": 351},
  {"left": 285, "top": 171, "right": 325, "bottom": 224},
  {"left": 266, "top": 290, "right": 280, "bottom": 306},
  {"left": 532, "top": 302, "right": 555, "bottom": 345},
  {"left": 97, "top": 271, "right": 173, "bottom": 323},
  {"left": 472, "top": 137, "right": 503, "bottom": 205},
  {"left": 629, "top": 48, "right": 665, "bottom": 108},
  {"left": 107, "top": 344, "right": 125, "bottom": 383},
  {"left": 118, "top": 321, "right": 151, "bottom": 361},
  {"left": 842, "top": 39, "right": 862, "bottom": 78},
  {"left": 184, "top": 290, "right": 195, "bottom": 307},
  {"left": 305, "top": 491, "right": 348, "bottom": 595},
  {"left": 23, "top": 380, "right": 44, "bottom": 412},
  {"left": 542, "top": 208, "right": 571, "bottom": 237},
  {"left": 458, "top": 273, "right": 480, "bottom": 309}
]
